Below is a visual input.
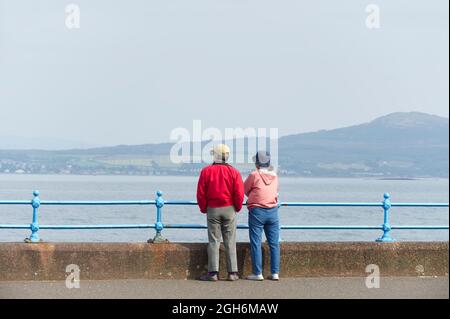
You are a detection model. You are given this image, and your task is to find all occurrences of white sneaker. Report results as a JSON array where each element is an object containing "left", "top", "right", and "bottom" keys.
[
  {"left": 246, "top": 274, "right": 264, "bottom": 281},
  {"left": 269, "top": 273, "right": 279, "bottom": 281}
]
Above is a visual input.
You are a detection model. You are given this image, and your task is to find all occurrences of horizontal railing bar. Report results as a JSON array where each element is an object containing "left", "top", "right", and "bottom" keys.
[
  {"left": 0, "top": 201, "right": 31, "bottom": 205},
  {"left": 165, "top": 225, "right": 448, "bottom": 230},
  {"left": 280, "top": 203, "right": 383, "bottom": 207},
  {"left": 391, "top": 225, "right": 449, "bottom": 230},
  {"left": 163, "top": 224, "right": 386, "bottom": 230},
  {"left": 39, "top": 224, "right": 156, "bottom": 229},
  {"left": 279, "top": 203, "right": 449, "bottom": 207},
  {"left": 390, "top": 203, "right": 449, "bottom": 207},
  {"left": 280, "top": 225, "right": 383, "bottom": 230},
  {"left": 41, "top": 200, "right": 156, "bottom": 206},
  {"left": 0, "top": 224, "right": 156, "bottom": 229},
  {"left": 1, "top": 201, "right": 448, "bottom": 207},
  {"left": 0, "top": 225, "right": 30, "bottom": 229},
  {"left": 1, "top": 224, "right": 447, "bottom": 230},
  {"left": 164, "top": 224, "right": 207, "bottom": 229},
  {"left": 0, "top": 200, "right": 156, "bottom": 206},
  {"left": 163, "top": 201, "right": 198, "bottom": 206}
]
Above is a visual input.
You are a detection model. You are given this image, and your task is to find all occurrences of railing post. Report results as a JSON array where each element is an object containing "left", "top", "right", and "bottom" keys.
[
  {"left": 25, "top": 190, "right": 41, "bottom": 243},
  {"left": 376, "top": 192, "right": 395, "bottom": 242},
  {"left": 278, "top": 198, "right": 283, "bottom": 243},
  {"left": 148, "top": 190, "right": 169, "bottom": 243}
]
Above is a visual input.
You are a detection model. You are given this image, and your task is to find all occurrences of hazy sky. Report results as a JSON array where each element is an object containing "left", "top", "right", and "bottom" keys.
[{"left": 0, "top": 0, "right": 448, "bottom": 146}]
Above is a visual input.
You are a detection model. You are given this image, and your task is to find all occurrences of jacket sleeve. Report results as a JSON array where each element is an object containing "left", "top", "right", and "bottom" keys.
[
  {"left": 233, "top": 172, "right": 245, "bottom": 212},
  {"left": 244, "top": 173, "right": 254, "bottom": 197},
  {"left": 196, "top": 170, "right": 207, "bottom": 214}
]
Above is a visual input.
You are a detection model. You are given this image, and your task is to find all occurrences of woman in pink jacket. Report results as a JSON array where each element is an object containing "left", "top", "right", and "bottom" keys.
[{"left": 244, "top": 151, "right": 280, "bottom": 281}]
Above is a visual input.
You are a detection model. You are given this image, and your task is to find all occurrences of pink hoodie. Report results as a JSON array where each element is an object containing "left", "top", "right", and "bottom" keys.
[{"left": 244, "top": 168, "right": 279, "bottom": 210}]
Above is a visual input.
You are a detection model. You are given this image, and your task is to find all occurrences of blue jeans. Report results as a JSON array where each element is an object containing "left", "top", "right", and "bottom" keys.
[{"left": 248, "top": 206, "right": 280, "bottom": 275}]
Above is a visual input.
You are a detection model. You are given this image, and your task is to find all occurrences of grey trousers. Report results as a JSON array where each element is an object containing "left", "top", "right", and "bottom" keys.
[{"left": 206, "top": 206, "right": 238, "bottom": 273}]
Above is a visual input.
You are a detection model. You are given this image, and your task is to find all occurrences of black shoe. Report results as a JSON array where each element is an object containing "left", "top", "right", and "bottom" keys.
[{"left": 199, "top": 272, "right": 219, "bottom": 281}]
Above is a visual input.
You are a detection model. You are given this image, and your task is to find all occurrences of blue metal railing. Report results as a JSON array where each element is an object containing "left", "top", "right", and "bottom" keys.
[{"left": 0, "top": 190, "right": 448, "bottom": 243}]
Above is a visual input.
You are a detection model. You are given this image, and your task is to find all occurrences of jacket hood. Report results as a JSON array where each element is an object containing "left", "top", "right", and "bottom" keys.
[{"left": 257, "top": 168, "right": 277, "bottom": 185}]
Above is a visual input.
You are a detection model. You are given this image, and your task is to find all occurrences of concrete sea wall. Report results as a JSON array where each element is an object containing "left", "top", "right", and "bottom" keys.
[{"left": 0, "top": 242, "right": 448, "bottom": 281}]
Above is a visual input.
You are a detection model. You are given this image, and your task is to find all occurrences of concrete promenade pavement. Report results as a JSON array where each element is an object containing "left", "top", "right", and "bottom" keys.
[{"left": 1, "top": 277, "right": 448, "bottom": 299}]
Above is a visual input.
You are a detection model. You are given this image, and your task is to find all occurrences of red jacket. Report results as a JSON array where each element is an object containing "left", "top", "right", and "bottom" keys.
[{"left": 196, "top": 163, "right": 244, "bottom": 214}]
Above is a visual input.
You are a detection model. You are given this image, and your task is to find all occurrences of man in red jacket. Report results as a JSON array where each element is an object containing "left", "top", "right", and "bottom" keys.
[{"left": 197, "top": 144, "right": 244, "bottom": 281}]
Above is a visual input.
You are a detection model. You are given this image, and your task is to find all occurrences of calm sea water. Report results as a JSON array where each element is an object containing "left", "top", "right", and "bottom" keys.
[{"left": 0, "top": 174, "right": 448, "bottom": 242}]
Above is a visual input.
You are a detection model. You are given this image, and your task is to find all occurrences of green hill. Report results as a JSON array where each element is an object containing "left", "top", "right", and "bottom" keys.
[
  {"left": 278, "top": 112, "right": 448, "bottom": 177},
  {"left": 0, "top": 112, "right": 448, "bottom": 177}
]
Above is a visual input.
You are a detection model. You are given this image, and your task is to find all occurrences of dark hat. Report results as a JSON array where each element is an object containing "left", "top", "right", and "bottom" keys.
[{"left": 253, "top": 151, "right": 271, "bottom": 167}]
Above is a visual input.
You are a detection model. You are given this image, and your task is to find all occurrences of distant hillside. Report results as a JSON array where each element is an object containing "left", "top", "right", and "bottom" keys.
[
  {"left": 278, "top": 112, "right": 449, "bottom": 177},
  {"left": 0, "top": 112, "right": 448, "bottom": 177}
]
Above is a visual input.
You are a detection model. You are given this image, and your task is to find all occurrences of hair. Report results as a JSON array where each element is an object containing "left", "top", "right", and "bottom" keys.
[
  {"left": 256, "top": 164, "right": 274, "bottom": 171},
  {"left": 213, "top": 152, "right": 229, "bottom": 163}
]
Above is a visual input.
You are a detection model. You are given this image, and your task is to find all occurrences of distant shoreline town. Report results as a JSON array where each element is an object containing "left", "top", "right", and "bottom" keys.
[
  {"left": 0, "top": 163, "right": 444, "bottom": 179},
  {"left": 1, "top": 171, "right": 444, "bottom": 181},
  {"left": 0, "top": 112, "right": 448, "bottom": 178}
]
